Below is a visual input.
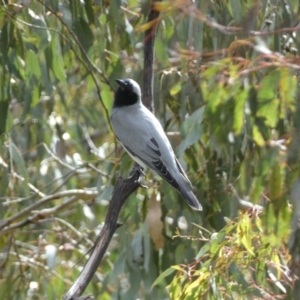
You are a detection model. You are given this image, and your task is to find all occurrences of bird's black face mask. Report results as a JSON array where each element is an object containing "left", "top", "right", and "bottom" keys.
[{"left": 114, "top": 79, "right": 140, "bottom": 107}]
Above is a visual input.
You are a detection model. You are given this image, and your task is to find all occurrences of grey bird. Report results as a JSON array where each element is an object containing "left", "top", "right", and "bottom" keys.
[{"left": 110, "top": 78, "right": 202, "bottom": 211}]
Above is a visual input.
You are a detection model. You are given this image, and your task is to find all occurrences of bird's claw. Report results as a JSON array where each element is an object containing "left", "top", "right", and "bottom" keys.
[
  {"left": 139, "top": 182, "right": 148, "bottom": 189},
  {"left": 130, "top": 163, "right": 145, "bottom": 177},
  {"left": 129, "top": 163, "right": 147, "bottom": 188}
]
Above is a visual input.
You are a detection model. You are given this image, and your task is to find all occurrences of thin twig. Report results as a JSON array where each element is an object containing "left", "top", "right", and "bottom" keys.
[
  {"left": 9, "top": 251, "right": 73, "bottom": 285},
  {"left": 11, "top": 171, "right": 45, "bottom": 198},
  {"left": 0, "top": 189, "right": 98, "bottom": 231},
  {"left": 54, "top": 217, "right": 94, "bottom": 247}
]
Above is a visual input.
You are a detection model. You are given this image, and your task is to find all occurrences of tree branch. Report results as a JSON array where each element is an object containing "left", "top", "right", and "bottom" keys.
[
  {"left": 143, "top": 0, "right": 161, "bottom": 112},
  {"left": 0, "top": 189, "right": 98, "bottom": 231},
  {"left": 63, "top": 172, "right": 142, "bottom": 300}
]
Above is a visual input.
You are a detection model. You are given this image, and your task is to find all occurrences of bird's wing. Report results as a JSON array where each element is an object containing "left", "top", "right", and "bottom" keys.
[
  {"left": 175, "top": 157, "right": 192, "bottom": 185},
  {"left": 111, "top": 106, "right": 184, "bottom": 191},
  {"left": 123, "top": 137, "right": 181, "bottom": 191}
]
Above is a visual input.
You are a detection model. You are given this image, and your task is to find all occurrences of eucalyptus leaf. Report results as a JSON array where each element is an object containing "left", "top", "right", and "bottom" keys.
[
  {"left": 9, "top": 142, "right": 29, "bottom": 197},
  {"left": 178, "top": 106, "right": 205, "bottom": 161}
]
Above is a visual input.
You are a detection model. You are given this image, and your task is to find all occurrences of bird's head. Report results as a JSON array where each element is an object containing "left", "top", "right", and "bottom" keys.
[{"left": 114, "top": 79, "right": 142, "bottom": 107}]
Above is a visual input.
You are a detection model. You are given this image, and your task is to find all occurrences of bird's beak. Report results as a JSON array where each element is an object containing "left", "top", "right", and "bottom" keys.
[{"left": 116, "top": 79, "right": 125, "bottom": 90}]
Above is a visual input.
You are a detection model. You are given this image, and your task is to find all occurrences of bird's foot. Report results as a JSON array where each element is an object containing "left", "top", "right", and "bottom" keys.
[
  {"left": 130, "top": 163, "right": 145, "bottom": 177},
  {"left": 130, "top": 163, "right": 147, "bottom": 188}
]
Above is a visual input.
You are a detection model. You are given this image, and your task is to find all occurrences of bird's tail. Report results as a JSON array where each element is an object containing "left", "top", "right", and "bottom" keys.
[
  {"left": 178, "top": 176, "right": 202, "bottom": 210},
  {"left": 173, "top": 158, "right": 202, "bottom": 210},
  {"left": 178, "top": 179, "right": 202, "bottom": 211}
]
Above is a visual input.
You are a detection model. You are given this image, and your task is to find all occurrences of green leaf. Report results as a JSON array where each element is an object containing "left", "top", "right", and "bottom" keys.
[
  {"left": 256, "top": 259, "right": 265, "bottom": 284},
  {"left": 185, "top": 276, "right": 202, "bottom": 294},
  {"left": 196, "top": 243, "right": 210, "bottom": 259},
  {"left": 143, "top": 222, "right": 151, "bottom": 272},
  {"left": 8, "top": 49, "right": 24, "bottom": 80},
  {"left": 269, "top": 160, "right": 283, "bottom": 199},
  {"left": 0, "top": 164, "right": 9, "bottom": 197},
  {"left": 25, "top": 50, "right": 41, "bottom": 107},
  {"left": 73, "top": 17, "right": 94, "bottom": 52},
  {"left": 210, "top": 239, "right": 219, "bottom": 255},
  {"left": 271, "top": 252, "right": 281, "bottom": 278},
  {"left": 84, "top": 0, "right": 95, "bottom": 24},
  {"left": 229, "top": 0, "right": 243, "bottom": 22},
  {"left": 151, "top": 267, "right": 176, "bottom": 288},
  {"left": 252, "top": 125, "right": 265, "bottom": 146},
  {"left": 207, "top": 83, "right": 224, "bottom": 113},
  {"left": 257, "top": 98, "right": 279, "bottom": 128},
  {"left": 131, "top": 228, "right": 143, "bottom": 264},
  {"left": 155, "top": 36, "right": 170, "bottom": 64},
  {"left": 170, "top": 81, "right": 181, "bottom": 96},
  {"left": 233, "top": 88, "right": 248, "bottom": 134},
  {"left": 237, "top": 214, "right": 255, "bottom": 256},
  {"left": 50, "top": 34, "right": 66, "bottom": 82},
  {"left": 257, "top": 70, "right": 280, "bottom": 101},
  {"left": 169, "top": 274, "right": 183, "bottom": 299},
  {"left": 0, "top": 75, "right": 9, "bottom": 135},
  {"left": 21, "top": 86, "right": 34, "bottom": 119},
  {"left": 100, "top": 84, "right": 112, "bottom": 112},
  {"left": 279, "top": 68, "right": 297, "bottom": 114},
  {"left": 178, "top": 106, "right": 205, "bottom": 160},
  {"left": 9, "top": 143, "right": 29, "bottom": 197},
  {"left": 0, "top": 20, "right": 11, "bottom": 64},
  {"left": 26, "top": 50, "right": 41, "bottom": 79},
  {"left": 163, "top": 15, "right": 175, "bottom": 41}
]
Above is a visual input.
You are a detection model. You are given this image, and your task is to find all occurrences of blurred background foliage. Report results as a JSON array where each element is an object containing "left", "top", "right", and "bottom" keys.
[{"left": 0, "top": 0, "right": 300, "bottom": 299}]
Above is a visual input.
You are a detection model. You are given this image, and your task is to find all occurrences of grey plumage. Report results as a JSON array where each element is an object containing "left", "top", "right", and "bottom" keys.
[{"left": 110, "top": 78, "right": 202, "bottom": 211}]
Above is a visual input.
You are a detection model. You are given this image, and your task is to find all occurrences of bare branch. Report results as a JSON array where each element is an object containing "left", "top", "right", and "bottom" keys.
[
  {"left": 0, "top": 190, "right": 98, "bottom": 231},
  {"left": 143, "top": 0, "right": 161, "bottom": 112},
  {"left": 63, "top": 172, "right": 142, "bottom": 299}
]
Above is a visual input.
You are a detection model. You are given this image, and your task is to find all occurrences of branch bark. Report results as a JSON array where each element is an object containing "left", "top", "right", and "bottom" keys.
[
  {"left": 0, "top": 189, "right": 98, "bottom": 232},
  {"left": 143, "top": 0, "right": 161, "bottom": 112},
  {"left": 63, "top": 173, "right": 142, "bottom": 300}
]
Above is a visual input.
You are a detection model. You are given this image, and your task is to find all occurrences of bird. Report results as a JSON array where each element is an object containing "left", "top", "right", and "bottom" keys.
[{"left": 110, "top": 78, "right": 202, "bottom": 211}]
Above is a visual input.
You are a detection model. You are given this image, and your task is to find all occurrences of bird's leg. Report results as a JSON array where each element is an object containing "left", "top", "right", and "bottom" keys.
[
  {"left": 129, "top": 163, "right": 148, "bottom": 188},
  {"left": 130, "top": 162, "right": 145, "bottom": 177}
]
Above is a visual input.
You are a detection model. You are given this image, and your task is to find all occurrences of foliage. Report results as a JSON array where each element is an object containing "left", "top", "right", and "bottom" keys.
[
  {"left": 0, "top": 0, "right": 300, "bottom": 299},
  {"left": 154, "top": 213, "right": 292, "bottom": 299}
]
